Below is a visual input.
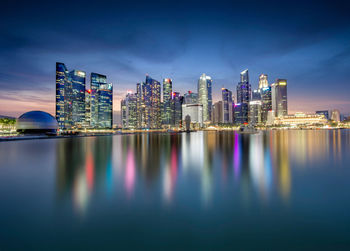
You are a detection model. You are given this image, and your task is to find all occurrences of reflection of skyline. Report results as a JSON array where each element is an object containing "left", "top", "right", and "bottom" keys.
[{"left": 55, "top": 130, "right": 347, "bottom": 213}]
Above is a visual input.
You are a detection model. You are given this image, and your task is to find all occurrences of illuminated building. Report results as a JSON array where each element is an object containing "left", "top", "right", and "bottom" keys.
[
  {"left": 258, "top": 74, "right": 268, "bottom": 89},
  {"left": 234, "top": 103, "right": 248, "bottom": 125},
  {"left": 85, "top": 89, "right": 91, "bottom": 128},
  {"left": 271, "top": 79, "right": 288, "bottom": 117},
  {"left": 261, "top": 87, "right": 272, "bottom": 123},
  {"left": 17, "top": 111, "right": 58, "bottom": 135},
  {"left": 316, "top": 110, "right": 329, "bottom": 120},
  {"left": 171, "top": 92, "right": 182, "bottom": 127},
  {"left": 56, "top": 62, "right": 71, "bottom": 130},
  {"left": 222, "top": 88, "right": 233, "bottom": 123},
  {"left": 97, "top": 82, "right": 113, "bottom": 128},
  {"left": 183, "top": 91, "right": 198, "bottom": 104},
  {"left": 252, "top": 89, "right": 261, "bottom": 101},
  {"left": 121, "top": 92, "right": 137, "bottom": 129},
  {"left": 136, "top": 82, "right": 142, "bottom": 128},
  {"left": 69, "top": 70, "right": 86, "bottom": 128},
  {"left": 236, "top": 69, "right": 251, "bottom": 124},
  {"left": 274, "top": 112, "right": 328, "bottom": 126},
  {"left": 163, "top": 78, "right": 173, "bottom": 125},
  {"left": 212, "top": 101, "right": 223, "bottom": 124},
  {"left": 142, "top": 75, "right": 161, "bottom": 129},
  {"left": 182, "top": 104, "right": 203, "bottom": 127},
  {"left": 331, "top": 109, "right": 340, "bottom": 122},
  {"left": 266, "top": 110, "right": 275, "bottom": 125},
  {"left": 198, "top": 74, "right": 212, "bottom": 122},
  {"left": 249, "top": 100, "right": 262, "bottom": 125}
]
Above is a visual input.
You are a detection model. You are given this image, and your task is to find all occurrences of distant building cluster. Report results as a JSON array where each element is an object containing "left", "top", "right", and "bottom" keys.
[
  {"left": 56, "top": 62, "right": 113, "bottom": 131},
  {"left": 121, "top": 70, "right": 291, "bottom": 129}
]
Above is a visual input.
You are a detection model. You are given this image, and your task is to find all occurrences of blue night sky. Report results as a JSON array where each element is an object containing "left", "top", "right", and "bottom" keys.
[{"left": 1, "top": 0, "right": 350, "bottom": 119}]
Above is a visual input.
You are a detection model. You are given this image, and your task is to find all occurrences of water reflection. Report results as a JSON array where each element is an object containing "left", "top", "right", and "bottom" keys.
[{"left": 55, "top": 130, "right": 348, "bottom": 214}]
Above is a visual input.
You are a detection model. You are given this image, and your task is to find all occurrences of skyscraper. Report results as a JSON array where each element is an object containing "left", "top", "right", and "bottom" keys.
[
  {"left": 56, "top": 62, "right": 70, "bottom": 130},
  {"left": 198, "top": 73, "right": 212, "bottom": 122},
  {"left": 69, "top": 70, "right": 86, "bottom": 128},
  {"left": 316, "top": 110, "right": 329, "bottom": 120},
  {"left": 260, "top": 87, "right": 272, "bottom": 123},
  {"left": 222, "top": 88, "right": 233, "bottom": 123},
  {"left": 258, "top": 74, "right": 268, "bottom": 89},
  {"left": 271, "top": 79, "right": 288, "bottom": 117},
  {"left": 249, "top": 100, "right": 262, "bottom": 125},
  {"left": 90, "top": 73, "right": 113, "bottom": 129},
  {"left": 171, "top": 92, "right": 182, "bottom": 127},
  {"left": 121, "top": 92, "right": 137, "bottom": 129},
  {"left": 331, "top": 109, "right": 340, "bottom": 122},
  {"left": 143, "top": 75, "right": 161, "bottom": 129},
  {"left": 212, "top": 101, "right": 223, "bottom": 124},
  {"left": 163, "top": 78, "right": 173, "bottom": 125},
  {"left": 183, "top": 91, "right": 198, "bottom": 104},
  {"left": 236, "top": 69, "right": 251, "bottom": 124},
  {"left": 85, "top": 89, "right": 91, "bottom": 128}
]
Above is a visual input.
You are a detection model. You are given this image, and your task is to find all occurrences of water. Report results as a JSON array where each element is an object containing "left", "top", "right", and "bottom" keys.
[{"left": 1, "top": 130, "right": 350, "bottom": 250}]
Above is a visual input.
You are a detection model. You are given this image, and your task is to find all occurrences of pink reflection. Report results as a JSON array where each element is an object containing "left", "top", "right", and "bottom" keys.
[
  {"left": 125, "top": 149, "right": 135, "bottom": 197},
  {"left": 233, "top": 134, "right": 240, "bottom": 180},
  {"left": 86, "top": 153, "right": 94, "bottom": 192}
]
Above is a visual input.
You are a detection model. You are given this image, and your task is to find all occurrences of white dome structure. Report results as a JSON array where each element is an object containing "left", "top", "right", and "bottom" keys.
[{"left": 16, "top": 111, "right": 58, "bottom": 135}]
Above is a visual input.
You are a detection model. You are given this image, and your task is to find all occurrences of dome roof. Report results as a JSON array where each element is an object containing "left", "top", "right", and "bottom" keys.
[{"left": 17, "top": 111, "right": 58, "bottom": 131}]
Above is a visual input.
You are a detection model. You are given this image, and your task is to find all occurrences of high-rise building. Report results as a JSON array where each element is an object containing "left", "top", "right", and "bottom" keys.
[
  {"left": 236, "top": 69, "right": 251, "bottom": 124},
  {"left": 331, "top": 109, "right": 340, "bottom": 122},
  {"left": 85, "top": 89, "right": 91, "bottom": 128},
  {"left": 121, "top": 92, "right": 137, "bottom": 129},
  {"left": 142, "top": 75, "right": 161, "bottom": 129},
  {"left": 198, "top": 74, "right": 212, "bottom": 122},
  {"left": 271, "top": 79, "right": 288, "bottom": 117},
  {"left": 90, "top": 73, "right": 113, "bottom": 129},
  {"left": 182, "top": 104, "right": 203, "bottom": 127},
  {"left": 69, "top": 70, "right": 86, "bottom": 128},
  {"left": 316, "top": 110, "right": 329, "bottom": 120},
  {"left": 234, "top": 103, "right": 249, "bottom": 125},
  {"left": 252, "top": 89, "right": 261, "bottom": 101},
  {"left": 171, "top": 92, "right": 182, "bottom": 127},
  {"left": 249, "top": 100, "right": 262, "bottom": 125},
  {"left": 260, "top": 87, "right": 272, "bottom": 123},
  {"left": 136, "top": 82, "right": 142, "bottom": 128},
  {"left": 222, "top": 88, "right": 233, "bottom": 123},
  {"left": 212, "top": 101, "right": 223, "bottom": 124},
  {"left": 56, "top": 62, "right": 70, "bottom": 130},
  {"left": 258, "top": 74, "right": 268, "bottom": 89},
  {"left": 163, "top": 78, "right": 173, "bottom": 125},
  {"left": 183, "top": 91, "right": 198, "bottom": 104}
]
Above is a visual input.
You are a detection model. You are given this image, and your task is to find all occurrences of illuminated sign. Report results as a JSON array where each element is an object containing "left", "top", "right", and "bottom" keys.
[{"left": 279, "top": 82, "right": 286, "bottom": 86}]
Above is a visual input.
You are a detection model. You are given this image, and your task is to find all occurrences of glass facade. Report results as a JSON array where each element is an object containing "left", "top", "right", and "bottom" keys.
[
  {"left": 171, "top": 92, "right": 182, "bottom": 127},
  {"left": 163, "top": 78, "right": 173, "bottom": 125},
  {"left": 183, "top": 91, "right": 198, "bottom": 104},
  {"left": 261, "top": 87, "right": 272, "bottom": 123},
  {"left": 198, "top": 74, "right": 212, "bottom": 122},
  {"left": 222, "top": 88, "right": 233, "bottom": 123},
  {"left": 142, "top": 75, "right": 161, "bottom": 129},
  {"left": 55, "top": 62, "right": 69, "bottom": 130},
  {"left": 236, "top": 69, "right": 251, "bottom": 124},
  {"left": 69, "top": 70, "right": 86, "bottom": 128},
  {"left": 272, "top": 79, "right": 288, "bottom": 117}
]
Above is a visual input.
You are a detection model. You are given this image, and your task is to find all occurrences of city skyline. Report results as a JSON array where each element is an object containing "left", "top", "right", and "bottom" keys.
[{"left": 1, "top": 0, "right": 350, "bottom": 119}]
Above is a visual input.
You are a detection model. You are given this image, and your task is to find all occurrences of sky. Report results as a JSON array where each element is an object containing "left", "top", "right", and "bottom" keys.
[{"left": 1, "top": 0, "right": 350, "bottom": 120}]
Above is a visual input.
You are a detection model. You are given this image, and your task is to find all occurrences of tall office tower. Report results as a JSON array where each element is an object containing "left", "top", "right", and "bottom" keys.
[
  {"left": 163, "top": 78, "right": 173, "bottom": 125},
  {"left": 172, "top": 92, "right": 182, "bottom": 127},
  {"left": 234, "top": 103, "right": 249, "bottom": 125},
  {"left": 271, "top": 79, "right": 288, "bottom": 117},
  {"left": 258, "top": 74, "right": 268, "bottom": 89},
  {"left": 212, "top": 101, "right": 223, "bottom": 124},
  {"left": 98, "top": 83, "right": 113, "bottom": 128},
  {"left": 182, "top": 104, "right": 203, "bottom": 127},
  {"left": 143, "top": 75, "right": 161, "bottom": 129},
  {"left": 331, "top": 109, "right": 340, "bottom": 122},
  {"left": 90, "top": 73, "right": 113, "bottom": 129},
  {"left": 236, "top": 69, "right": 251, "bottom": 124},
  {"left": 183, "top": 91, "right": 198, "bottom": 104},
  {"left": 260, "top": 87, "right": 272, "bottom": 123},
  {"left": 56, "top": 62, "right": 70, "bottom": 130},
  {"left": 316, "top": 110, "right": 329, "bottom": 120},
  {"left": 69, "top": 70, "right": 86, "bottom": 128},
  {"left": 222, "top": 88, "right": 233, "bottom": 123},
  {"left": 84, "top": 89, "right": 91, "bottom": 128},
  {"left": 198, "top": 73, "right": 212, "bottom": 122},
  {"left": 121, "top": 92, "right": 137, "bottom": 129},
  {"left": 249, "top": 100, "right": 262, "bottom": 125},
  {"left": 136, "top": 82, "right": 143, "bottom": 128},
  {"left": 252, "top": 89, "right": 261, "bottom": 101}
]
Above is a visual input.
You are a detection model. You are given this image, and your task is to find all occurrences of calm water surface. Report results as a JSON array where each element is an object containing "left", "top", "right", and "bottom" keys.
[{"left": 1, "top": 130, "right": 350, "bottom": 250}]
